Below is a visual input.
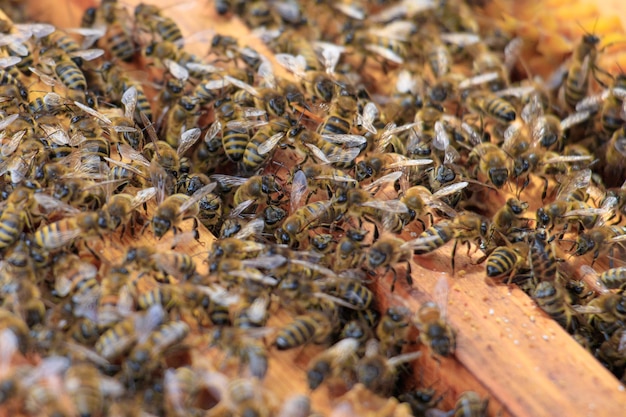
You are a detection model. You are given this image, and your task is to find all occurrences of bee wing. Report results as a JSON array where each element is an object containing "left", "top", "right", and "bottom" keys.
[
  {"left": 315, "top": 41, "right": 345, "bottom": 73},
  {"left": 395, "top": 69, "right": 417, "bottom": 94},
  {"left": 274, "top": 53, "right": 307, "bottom": 78},
  {"left": 117, "top": 143, "right": 150, "bottom": 166},
  {"left": 333, "top": 3, "right": 365, "bottom": 19},
  {"left": 73, "top": 101, "right": 113, "bottom": 125},
  {"left": 257, "top": 132, "right": 284, "bottom": 155},
  {"left": 36, "top": 225, "right": 83, "bottom": 250},
  {"left": 439, "top": 32, "right": 481, "bottom": 46},
  {"left": 304, "top": 143, "right": 331, "bottom": 164},
  {"left": 504, "top": 37, "right": 523, "bottom": 73},
  {"left": 179, "top": 183, "right": 218, "bottom": 213},
  {"left": 402, "top": 232, "right": 448, "bottom": 252},
  {"left": 433, "top": 275, "right": 450, "bottom": 320},
  {"left": 243, "top": 107, "right": 267, "bottom": 118},
  {"left": 23, "top": 356, "right": 71, "bottom": 386},
  {"left": 164, "top": 59, "right": 189, "bottom": 81},
  {"left": 40, "top": 123, "right": 71, "bottom": 146},
  {"left": 0, "top": 56, "right": 21, "bottom": 68},
  {"left": 243, "top": 254, "right": 287, "bottom": 270},
  {"left": 431, "top": 181, "right": 468, "bottom": 199},
  {"left": 177, "top": 127, "right": 202, "bottom": 155},
  {"left": 0, "top": 113, "right": 19, "bottom": 132},
  {"left": 29, "top": 66, "right": 59, "bottom": 87},
  {"left": 571, "top": 305, "right": 605, "bottom": 314},
  {"left": 233, "top": 218, "right": 265, "bottom": 240},
  {"left": 291, "top": 169, "right": 308, "bottom": 213},
  {"left": 203, "top": 78, "right": 230, "bottom": 90},
  {"left": 210, "top": 174, "right": 248, "bottom": 188},
  {"left": 433, "top": 121, "right": 450, "bottom": 151},
  {"left": 496, "top": 85, "right": 537, "bottom": 98},
  {"left": 135, "top": 305, "right": 166, "bottom": 344},
  {"left": 357, "top": 102, "right": 379, "bottom": 135},
  {"left": 224, "top": 75, "right": 259, "bottom": 97},
  {"left": 387, "top": 157, "right": 433, "bottom": 169},
  {"left": 132, "top": 187, "right": 157, "bottom": 208},
  {"left": 362, "top": 199, "right": 409, "bottom": 214},
  {"left": 575, "top": 89, "right": 609, "bottom": 112},
  {"left": 69, "top": 48, "right": 104, "bottom": 61},
  {"left": 321, "top": 134, "right": 367, "bottom": 148},
  {"left": 227, "top": 269, "right": 278, "bottom": 286},
  {"left": 387, "top": 350, "right": 423, "bottom": 368},
  {"left": 14, "top": 23, "right": 55, "bottom": 38},
  {"left": 541, "top": 155, "right": 593, "bottom": 166},
  {"left": 121, "top": 86, "right": 138, "bottom": 119},
  {"left": 0, "top": 329, "right": 18, "bottom": 373},
  {"left": 560, "top": 110, "right": 590, "bottom": 131},
  {"left": 290, "top": 258, "right": 338, "bottom": 278},
  {"left": 364, "top": 171, "right": 403, "bottom": 192},
  {"left": 1, "top": 130, "right": 25, "bottom": 157},
  {"left": 164, "top": 369, "right": 186, "bottom": 415},
  {"left": 258, "top": 60, "right": 276, "bottom": 89},
  {"left": 34, "top": 193, "right": 81, "bottom": 215},
  {"left": 458, "top": 71, "right": 499, "bottom": 89},
  {"left": 365, "top": 44, "right": 404, "bottom": 64}
]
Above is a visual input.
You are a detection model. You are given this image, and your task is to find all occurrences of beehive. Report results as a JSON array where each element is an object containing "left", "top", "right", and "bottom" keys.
[{"left": 1, "top": 0, "right": 626, "bottom": 416}]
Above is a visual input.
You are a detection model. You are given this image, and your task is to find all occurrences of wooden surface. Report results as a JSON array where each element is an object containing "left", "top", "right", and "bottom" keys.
[{"left": 15, "top": 0, "right": 626, "bottom": 416}]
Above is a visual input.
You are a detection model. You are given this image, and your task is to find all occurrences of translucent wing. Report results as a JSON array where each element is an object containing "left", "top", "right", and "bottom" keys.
[
  {"left": 179, "top": 183, "right": 218, "bottom": 213},
  {"left": 177, "top": 127, "right": 202, "bottom": 155},
  {"left": 257, "top": 132, "right": 284, "bottom": 155},
  {"left": 291, "top": 169, "right": 308, "bottom": 213}
]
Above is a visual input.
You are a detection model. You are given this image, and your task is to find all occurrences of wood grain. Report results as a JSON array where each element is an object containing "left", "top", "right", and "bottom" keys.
[{"left": 13, "top": 0, "right": 626, "bottom": 416}]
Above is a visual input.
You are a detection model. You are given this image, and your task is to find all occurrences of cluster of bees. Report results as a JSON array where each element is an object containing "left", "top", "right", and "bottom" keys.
[{"left": 0, "top": 0, "right": 625, "bottom": 415}]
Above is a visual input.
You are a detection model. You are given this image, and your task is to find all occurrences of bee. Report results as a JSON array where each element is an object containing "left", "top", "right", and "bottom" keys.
[
  {"left": 595, "top": 328, "right": 626, "bottom": 375},
  {"left": 414, "top": 276, "right": 456, "bottom": 357},
  {"left": 573, "top": 225, "right": 626, "bottom": 266},
  {"left": 224, "top": 74, "right": 287, "bottom": 118},
  {"left": 306, "top": 338, "right": 359, "bottom": 390},
  {"left": 574, "top": 291, "right": 626, "bottom": 337},
  {"left": 214, "top": 99, "right": 265, "bottom": 163},
  {"left": 125, "top": 321, "right": 190, "bottom": 379},
  {"left": 64, "top": 363, "right": 124, "bottom": 417},
  {"left": 415, "top": 212, "right": 490, "bottom": 272},
  {"left": 398, "top": 387, "right": 444, "bottom": 417},
  {"left": 400, "top": 182, "right": 468, "bottom": 229},
  {"left": 465, "top": 91, "right": 516, "bottom": 123},
  {"left": 532, "top": 281, "right": 580, "bottom": 332},
  {"left": 527, "top": 228, "right": 559, "bottom": 283},
  {"left": 453, "top": 391, "right": 489, "bottom": 417},
  {"left": 468, "top": 142, "right": 513, "bottom": 188},
  {"left": 81, "top": 1, "right": 136, "bottom": 63},
  {"left": 51, "top": 252, "right": 99, "bottom": 311},
  {"left": 274, "top": 199, "right": 345, "bottom": 248},
  {"left": 376, "top": 306, "right": 411, "bottom": 357},
  {"left": 225, "top": 378, "right": 273, "bottom": 417},
  {"left": 213, "top": 174, "right": 283, "bottom": 208},
  {"left": 365, "top": 234, "right": 422, "bottom": 291},
  {"left": 354, "top": 151, "right": 433, "bottom": 183},
  {"left": 575, "top": 72, "right": 626, "bottom": 136},
  {"left": 214, "top": 0, "right": 246, "bottom": 16},
  {"left": 164, "top": 96, "right": 200, "bottom": 149},
  {"left": 134, "top": 3, "right": 183, "bottom": 44},
  {"left": 150, "top": 182, "right": 216, "bottom": 239},
  {"left": 344, "top": 21, "right": 413, "bottom": 66},
  {"left": 0, "top": 187, "right": 36, "bottom": 250},
  {"left": 292, "top": 127, "right": 364, "bottom": 169},
  {"left": 38, "top": 48, "right": 88, "bottom": 102},
  {"left": 582, "top": 265, "right": 626, "bottom": 291},
  {"left": 210, "top": 326, "right": 269, "bottom": 379},
  {"left": 275, "top": 311, "right": 334, "bottom": 350},
  {"left": 0, "top": 309, "right": 30, "bottom": 354},
  {"left": 490, "top": 197, "right": 530, "bottom": 242},
  {"left": 317, "top": 93, "right": 359, "bottom": 136},
  {"left": 95, "top": 306, "right": 165, "bottom": 361},
  {"left": 144, "top": 40, "right": 205, "bottom": 78},
  {"left": 100, "top": 61, "right": 153, "bottom": 122},
  {"left": 355, "top": 339, "right": 422, "bottom": 396},
  {"left": 241, "top": 117, "right": 291, "bottom": 174},
  {"left": 334, "top": 228, "right": 368, "bottom": 271},
  {"left": 485, "top": 241, "right": 531, "bottom": 285},
  {"left": 561, "top": 32, "right": 603, "bottom": 110}
]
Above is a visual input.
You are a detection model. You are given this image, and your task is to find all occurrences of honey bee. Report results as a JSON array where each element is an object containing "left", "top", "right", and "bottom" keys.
[
  {"left": 398, "top": 387, "right": 444, "bottom": 417},
  {"left": 134, "top": 3, "right": 183, "bottom": 44},
  {"left": 51, "top": 252, "right": 99, "bottom": 313},
  {"left": 241, "top": 117, "right": 291, "bottom": 174},
  {"left": 317, "top": 93, "right": 359, "bottom": 137},
  {"left": 453, "top": 391, "right": 489, "bottom": 417},
  {"left": 64, "top": 363, "right": 124, "bottom": 417},
  {"left": 100, "top": 61, "right": 153, "bottom": 122},
  {"left": 465, "top": 90, "right": 516, "bottom": 124},
  {"left": 275, "top": 311, "right": 334, "bottom": 350},
  {"left": 150, "top": 182, "right": 217, "bottom": 239},
  {"left": 334, "top": 228, "right": 368, "bottom": 271},
  {"left": 225, "top": 377, "right": 274, "bottom": 417},
  {"left": 225, "top": 74, "right": 287, "bottom": 118},
  {"left": 210, "top": 326, "right": 270, "bottom": 379},
  {"left": 0, "top": 187, "right": 36, "bottom": 250},
  {"left": 560, "top": 32, "right": 603, "bottom": 110},
  {"left": 574, "top": 291, "right": 626, "bottom": 337},
  {"left": 376, "top": 306, "right": 411, "bottom": 357},
  {"left": 575, "top": 72, "right": 626, "bottom": 136},
  {"left": 400, "top": 182, "right": 468, "bottom": 229},
  {"left": 532, "top": 281, "right": 581, "bottom": 332},
  {"left": 306, "top": 337, "right": 359, "bottom": 390},
  {"left": 485, "top": 241, "right": 531, "bottom": 285},
  {"left": 95, "top": 305, "right": 165, "bottom": 361},
  {"left": 344, "top": 20, "right": 413, "bottom": 66},
  {"left": 274, "top": 200, "right": 345, "bottom": 248},
  {"left": 355, "top": 339, "right": 422, "bottom": 396},
  {"left": 292, "top": 127, "right": 364, "bottom": 169},
  {"left": 414, "top": 276, "right": 456, "bottom": 357},
  {"left": 214, "top": 99, "right": 266, "bottom": 163},
  {"left": 573, "top": 225, "right": 626, "bottom": 266},
  {"left": 37, "top": 48, "right": 88, "bottom": 102},
  {"left": 595, "top": 328, "right": 626, "bottom": 375},
  {"left": 581, "top": 265, "right": 626, "bottom": 291},
  {"left": 213, "top": 174, "right": 282, "bottom": 208},
  {"left": 468, "top": 142, "right": 513, "bottom": 188},
  {"left": 490, "top": 197, "right": 530, "bottom": 242}
]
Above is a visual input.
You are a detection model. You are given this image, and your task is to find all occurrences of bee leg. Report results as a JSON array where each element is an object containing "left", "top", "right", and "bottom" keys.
[
  {"left": 405, "top": 261, "right": 413, "bottom": 287},
  {"left": 540, "top": 176, "right": 550, "bottom": 202},
  {"left": 389, "top": 266, "right": 397, "bottom": 292},
  {"left": 415, "top": 217, "right": 427, "bottom": 232},
  {"left": 451, "top": 240, "right": 459, "bottom": 274}
]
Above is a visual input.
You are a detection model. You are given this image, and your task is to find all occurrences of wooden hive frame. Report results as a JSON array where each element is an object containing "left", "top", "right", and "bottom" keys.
[{"left": 11, "top": 0, "right": 626, "bottom": 416}]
